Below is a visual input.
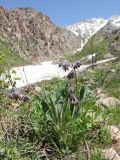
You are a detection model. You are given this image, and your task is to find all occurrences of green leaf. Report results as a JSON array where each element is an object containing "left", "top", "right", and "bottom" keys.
[
  {"left": 79, "top": 85, "right": 87, "bottom": 103},
  {"left": 49, "top": 95, "right": 58, "bottom": 123},
  {"left": 41, "top": 100, "right": 49, "bottom": 113}
]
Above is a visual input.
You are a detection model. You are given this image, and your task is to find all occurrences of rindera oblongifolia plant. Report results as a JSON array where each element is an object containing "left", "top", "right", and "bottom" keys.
[{"left": 59, "top": 59, "right": 81, "bottom": 107}]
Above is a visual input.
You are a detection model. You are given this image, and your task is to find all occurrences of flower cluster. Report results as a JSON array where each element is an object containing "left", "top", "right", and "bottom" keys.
[
  {"left": 59, "top": 59, "right": 81, "bottom": 79},
  {"left": 8, "top": 87, "right": 29, "bottom": 102},
  {"left": 8, "top": 87, "right": 21, "bottom": 101},
  {"left": 59, "top": 60, "right": 71, "bottom": 71}
]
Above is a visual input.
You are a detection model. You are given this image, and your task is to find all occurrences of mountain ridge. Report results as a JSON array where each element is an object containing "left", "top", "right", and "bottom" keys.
[
  {"left": 65, "top": 16, "right": 120, "bottom": 52},
  {"left": 0, "top": 6, "right": 80, "bottom": 63}
]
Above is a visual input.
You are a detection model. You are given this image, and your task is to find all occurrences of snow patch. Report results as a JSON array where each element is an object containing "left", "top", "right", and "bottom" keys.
[{"left": 10, "top": 57, "right": 117, "bottom": 88}]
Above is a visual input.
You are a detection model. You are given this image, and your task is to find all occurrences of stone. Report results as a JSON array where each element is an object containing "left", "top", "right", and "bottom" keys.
[
  {"left": 85, "top": 79, "right": 94, "bottom": 86},
  {"left": 25, "top": 84, "right": 35, "bottom": 93},
  {"left": 97, "top": 97, "right": 120, "bottom": 108},
  {"left": 107, "top": 126, "right": 120, "bottom": 155},
  {"left": 113, "top": 138, "right": 120, "bottom": 154},
  {"left": 102, "top": 148, "right": 120, "bottom": 160},
  {"left": 94, "top": 88, "right": 107, "bottom": 99},
  {"left": 34, "top": 86, "right": 41, "bottom": 94},
  {"left": 63, "top": 153, "right": 76, "bottom": 160},
  {"left": 108, "top": 126, "right": 120, "bottom": 140}
]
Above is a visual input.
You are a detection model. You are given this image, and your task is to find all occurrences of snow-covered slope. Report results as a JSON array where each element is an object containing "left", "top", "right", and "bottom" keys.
[
  {"left": 109, "top": 16, "right": 120, "bottom": 27},
  {"left": 66, "top": 18, "right": 107, "bottom": 37},
  {"left": 65, "top": 16, "right": 120, "bottom": 52}
]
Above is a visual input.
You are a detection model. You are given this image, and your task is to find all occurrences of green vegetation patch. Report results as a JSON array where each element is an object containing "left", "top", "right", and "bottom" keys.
[
  {"left": 0, "top": 48, "right": 28, "bottom": 69},
  {"left": 0, "top": 36, "right": 28, "bottom": 68},
  {"left": 66, "top": 34, "right": 109, "bottom": 62}
]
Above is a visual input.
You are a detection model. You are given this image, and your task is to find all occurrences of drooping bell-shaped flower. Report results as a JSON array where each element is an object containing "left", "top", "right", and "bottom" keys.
[
  {"left": 76, "top": 60, "right": 81, "bottom": 67},
  {"left": 73, "top": 60, "right": 81, "bottom": 70},
  {"left": 67, "top": 70, "right": 75, "bottom": 79},
  {"left": 59, "top": 60, "right": 71, "bottom": 71},
  {"left": 70, "top": 95, "right": 78, "bottom": 106}
]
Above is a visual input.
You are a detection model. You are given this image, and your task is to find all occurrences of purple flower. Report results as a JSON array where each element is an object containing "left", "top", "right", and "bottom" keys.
[
  {"left": 73, "top": 60, "right": 81, "bottom": 70},
  {"left": 76, "top": 60, "right": 81, "bottom": 67},
  {"left": 67, "top": 70, "right": 75, "bottom": 79},
  {"left": 70, "top": 95, "right": 78, "bottom": 106},
  {"left": 59, "top": 60, "right": 71, "bottom": 72},
  {"left": 73, "top": 63, "right": 78, "bottom": 70},
  {"left": 7, "top": 87, "right": 21, "bottom": 101}
]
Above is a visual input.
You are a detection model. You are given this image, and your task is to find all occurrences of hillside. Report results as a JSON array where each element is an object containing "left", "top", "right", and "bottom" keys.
[{"left": 0, "top": 6, "right": 80, "bottom": 63}]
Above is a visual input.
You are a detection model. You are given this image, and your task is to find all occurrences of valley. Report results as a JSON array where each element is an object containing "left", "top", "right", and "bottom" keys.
[{"left": 0, "top": 6, "right": 120, "bottom": 160}]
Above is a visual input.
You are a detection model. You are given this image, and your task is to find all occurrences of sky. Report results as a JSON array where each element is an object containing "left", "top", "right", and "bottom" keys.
[{"left": 0, "top": 0, "right": 120, "bottom": 26}]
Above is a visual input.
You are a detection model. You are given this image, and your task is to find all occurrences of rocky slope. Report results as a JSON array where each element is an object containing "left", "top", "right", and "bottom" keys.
[
  {"left": 0, "top": 6, "right": 80, "bottom": 63},
  {"left": 66, "top": 16, "right": 120, "bottom": 52},
  {"left": 89, "top": 22, "right": 120, "bottom": 57}
]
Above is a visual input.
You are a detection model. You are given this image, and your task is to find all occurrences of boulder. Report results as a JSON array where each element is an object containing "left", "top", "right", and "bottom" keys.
[
  {"left": 113, "top": 139, "right": 120, "bottom": 154},
  {"left": 94, "top": 88, "right": 106, "bottom": 99},
  {"left": 63, "top": 153, "right": 76, "bottom": 160},
  {"left": 108, "top": 126, "right": 120, "bottom": 140},
  {"left": 25, "top": 84, "right": 35, "bottom": 93},
  {"left": 108, "top": 126, "right": 120, "bottom": 154},
  {"left": 102, "top": 148, "right": 120, "bottom": 160},
  {"left": 97, "top": 97, "right": 120, "bottom": 107},
  {"left": 34, "top": 86, "right": 41, "bottom": 94}
]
